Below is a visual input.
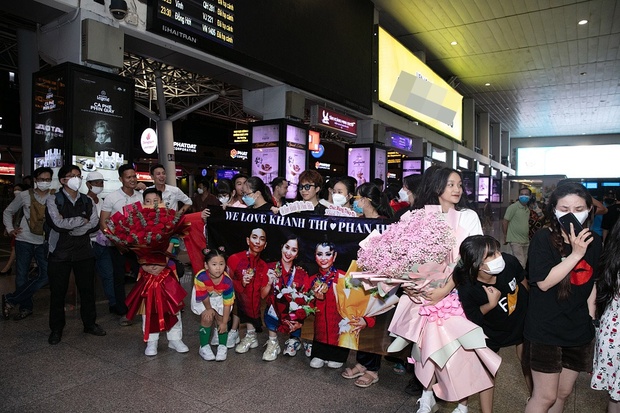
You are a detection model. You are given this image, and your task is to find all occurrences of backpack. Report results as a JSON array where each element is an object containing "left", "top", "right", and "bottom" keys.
[
  {"left": 43, "top": 191, "right": 93, "bottom": 240},
  {"left": 27, "top": 189, "right": 55, "bottom": 235}
]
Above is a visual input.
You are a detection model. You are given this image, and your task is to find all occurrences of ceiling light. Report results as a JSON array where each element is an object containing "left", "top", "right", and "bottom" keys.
[
  {"left": 578, "top": 19, "right": 588, "bottom": 25},
  {"left": 485, "top": 83, "right": 491, "bottom": 86},
  {"left": 450, "top": 41, "right": 458, "bottom": 46}
]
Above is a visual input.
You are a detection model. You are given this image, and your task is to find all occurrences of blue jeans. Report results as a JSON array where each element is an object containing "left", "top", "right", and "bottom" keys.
[
  {"left": 8, "top": 241, "right": 49, "bottom": 311},
  {"left": 92, "top": 243, "right": 115, "bottom": 307}
]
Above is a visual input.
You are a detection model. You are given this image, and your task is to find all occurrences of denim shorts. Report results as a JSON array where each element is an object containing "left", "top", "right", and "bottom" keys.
[
  {"left": 264, "top": 307, "right": 301, "bottom": 337},
  {"left": 525, "top": 340, "right": 594, "bottom": 373}
]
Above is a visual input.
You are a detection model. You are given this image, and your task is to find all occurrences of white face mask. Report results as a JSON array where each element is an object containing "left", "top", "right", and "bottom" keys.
[
  {"left": 90, "top": 185, "right": 103, "bottom": 195},
  {"left": 554, "top": 209, "right": 589, "bottom": 224},
  {"left": 218, "top": 195, "right": 230, "bottom": 205},
  {"left": 67, "top": 177, "right": 82, "bottom": 192},
  {"left": 332, "top": 193, "right": 348, "bottom": 206},
  {"left": 36, "top": 181, "right": 51, "bottom": 191},
  {"left": 197, "top": 188, "right": 204, "bottom": 195},
  {"left": 398, "top": 188, "right": 409, "bottom": 202},
  {"left": 482, "top": 255, "right": 505, "bottom": 275}
]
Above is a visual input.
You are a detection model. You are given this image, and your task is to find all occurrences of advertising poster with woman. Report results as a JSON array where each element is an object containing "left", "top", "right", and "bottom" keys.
[{"left": 70, "top": 69, "right": 134, "bottom": 194}]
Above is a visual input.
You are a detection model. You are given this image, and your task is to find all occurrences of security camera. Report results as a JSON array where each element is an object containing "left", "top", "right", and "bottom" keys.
[{"left": 109, "top": 0, "right": 128, "bottom": 20}]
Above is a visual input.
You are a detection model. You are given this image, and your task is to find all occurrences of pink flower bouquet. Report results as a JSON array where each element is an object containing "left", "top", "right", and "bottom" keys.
[{"left": 353, "top": 207, "right": 456, "bottom": 294}]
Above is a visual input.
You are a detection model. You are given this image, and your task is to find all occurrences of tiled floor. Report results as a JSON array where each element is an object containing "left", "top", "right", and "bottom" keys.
[{"left": 0, "top": 249, "right": 609, "bottom": 412}]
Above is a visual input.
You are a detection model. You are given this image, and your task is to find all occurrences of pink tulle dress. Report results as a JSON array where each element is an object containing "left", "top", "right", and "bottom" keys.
[{"left": 388, "top": 206, "right": 502, "bottom": 402}]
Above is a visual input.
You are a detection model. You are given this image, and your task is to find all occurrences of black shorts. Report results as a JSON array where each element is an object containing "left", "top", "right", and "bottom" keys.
[
  {"left": 236, "top": 307, "right": 263, "bottom": 332},
  {"left": 524, "top": 340, "right": 594, "bottom": 374}
]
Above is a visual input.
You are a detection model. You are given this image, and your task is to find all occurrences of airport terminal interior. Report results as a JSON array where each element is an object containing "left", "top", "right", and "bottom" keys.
[{"left": 0, "top": 0, "right": 619, "bottom": 412}]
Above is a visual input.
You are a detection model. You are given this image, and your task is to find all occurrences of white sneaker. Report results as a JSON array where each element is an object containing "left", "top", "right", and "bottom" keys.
[
  {"left": 283, "top": 338, "right": 301, "bottom": 356},
  {"left": 199, "top": 345, "right": 215, "bottom": 361},
  {"left": 145, "top": 341, "right": 158, "bottom": 356},
  {"left": 415, "top": 394, "right": 438, "bottom": 413},
  {"left": 304, "top": 342, "right": 313, "bottom": 357},
  {"left": 210, "top": 330, "right": 219, "bottom": 346},
  {"left": 226, "top": 329, "right": 240, "bottom": 348},
  {"left": 235, "top": 334, "right": 258, "bottom": 353},
  {"left": 327, "top": 361, "right": 344, "bottom": 369},
  {"left": 215, "top": 345, "right": 227, "bottom": 361},
  {"left": 310, "top": 357, "right": 325, "bottom": 368},
  {"left": 451, "top": 405, "right": 468, "bottom": 413},
  {"left": 168, "top": 339, "right": 189, "bottom": 353},
  {"left": 262, "top": 339, "right": 281, "bottom": 361}
]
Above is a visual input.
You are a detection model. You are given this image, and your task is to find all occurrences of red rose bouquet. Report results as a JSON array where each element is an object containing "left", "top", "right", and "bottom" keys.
[{"left": 273, "top": 284, "right": 315, "bottom": 333}]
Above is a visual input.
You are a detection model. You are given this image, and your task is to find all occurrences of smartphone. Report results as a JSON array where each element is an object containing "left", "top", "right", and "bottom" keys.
[{"left": 558, "top": 212, "right": 585, "bottom": 236}]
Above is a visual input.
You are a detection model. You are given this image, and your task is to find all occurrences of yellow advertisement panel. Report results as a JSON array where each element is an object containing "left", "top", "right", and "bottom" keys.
[{"left": 378, "top": 27, "right": 463, "bottom": 142}]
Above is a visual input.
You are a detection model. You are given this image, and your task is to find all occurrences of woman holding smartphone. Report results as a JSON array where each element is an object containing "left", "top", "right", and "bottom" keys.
[{"left": 524, "top": 182, "right": 602, "bottom": 413}]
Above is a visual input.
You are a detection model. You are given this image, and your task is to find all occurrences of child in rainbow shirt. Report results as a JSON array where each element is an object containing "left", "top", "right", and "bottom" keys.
[{"left": 194, "top": 248, "right": 235, "bottom": 361}]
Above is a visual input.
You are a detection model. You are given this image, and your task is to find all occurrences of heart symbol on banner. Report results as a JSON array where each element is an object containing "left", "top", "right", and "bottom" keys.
[{"left": 329, "top": 223, "right": 337, "bottom": 231}]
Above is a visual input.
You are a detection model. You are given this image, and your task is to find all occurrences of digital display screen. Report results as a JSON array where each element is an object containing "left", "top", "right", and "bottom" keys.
[
  {"left": 147, "top": 0, "right": 374, "bottom": 114},
  {"left": 32, "top": 70, "right": 67, "bottom": 170},
  {"left": 216, "top": 169, "right": 238, "bottom": 181},
  {"left": 378, "top": 27, "right": 463, "bottom": 141},
  {"left": 402, "top": 159, "right": 422, "bottom": 177},
  {"left": 348, "top": 147, "right": 371, "bottom": 186},
  {"left": 375, "top": 148, "right": 386, "bottom": 181},
  {"left": 478, "top": 176, "right": 490, "bottom": 202},
  {"left": 517, "top": 145, "right": 620, "bottom": 178},
  {"left": 389, "top": 133, "right": 413, "bottom": 151}
]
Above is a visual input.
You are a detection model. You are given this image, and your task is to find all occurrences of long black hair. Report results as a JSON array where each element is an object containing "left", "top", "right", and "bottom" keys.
[
  {"left": 546, "top": 182, "right": 593, "bottom": 300},
  {"left": 413, "top": 166, "right": 468, "bottom": 210},
  {"left": 595, "top": 219, "right": 620, "bottom": 318},
  {"left": 356, "top": 182, "right": 394, "bottom": 218},
  {"left": 453, "top": 235, "right": 501, "bottom": 286}
]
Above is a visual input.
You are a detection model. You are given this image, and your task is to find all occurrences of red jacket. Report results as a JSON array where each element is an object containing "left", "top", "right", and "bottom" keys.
[
  {"left": 312, "top": 268, "right": 345, "bottom": 345},
  {"left": 227, "top": 250, "right": 268, "bottom": 319},
  {"left": 266, "top": 261, "right": 316, "bottom": 321}
]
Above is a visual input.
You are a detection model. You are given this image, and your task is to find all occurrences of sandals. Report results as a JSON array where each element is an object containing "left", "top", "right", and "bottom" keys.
[
  {"left": 341, "top": 363, "right": 367, "bottom": 379},
  {"left": 354, "top": 370, "right": 379, "bottom": 388}
]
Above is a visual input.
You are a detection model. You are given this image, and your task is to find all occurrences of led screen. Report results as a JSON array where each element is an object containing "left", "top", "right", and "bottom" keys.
[{"left": 517, "top": 145, "right": 620, "bottom": 178}]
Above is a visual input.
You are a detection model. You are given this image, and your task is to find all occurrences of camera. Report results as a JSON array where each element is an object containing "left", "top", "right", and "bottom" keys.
[{"left": 109, "top": 0, "right": 128, "bottom": 20}]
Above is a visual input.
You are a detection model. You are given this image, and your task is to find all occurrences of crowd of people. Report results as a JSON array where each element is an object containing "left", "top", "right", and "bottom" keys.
[{"left": 1, "top": 165, "right": 619, "bottom": 413}]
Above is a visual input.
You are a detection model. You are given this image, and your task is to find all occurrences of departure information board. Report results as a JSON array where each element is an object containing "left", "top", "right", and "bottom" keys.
[
  {"left": 149, "top": 0, "right": 235, "bottom": 48},
  {"left": 147, "top": 0, "right": 374, "bottom": 115}
]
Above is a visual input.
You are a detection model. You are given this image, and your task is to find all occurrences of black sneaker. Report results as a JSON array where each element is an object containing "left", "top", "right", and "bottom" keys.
[
  {"left": 84, "top": 324, "right": 107, "bottom": 336},
  {"left": 48, "top": 330, "right": 63, "bottom": 345}
]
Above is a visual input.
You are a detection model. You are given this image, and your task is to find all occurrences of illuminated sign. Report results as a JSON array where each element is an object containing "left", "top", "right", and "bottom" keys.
[
  {"left": 458, "top": 156, "right": 470, "bottom": 169},
  {"left": 0, "top": 163, "right": 15, "bottom": 175},
  {"left": 378, "top": 27, "right": 463, "bottom": 142},
  {"left": 310, "top": 105, "right": 357, "bottom": 136},
  {"left": 232, "top": 129, "right": 249, "bottom": 144},
  {"left": 314, "top": 161, "right": 331, "bottom": 170},
  {"left": 174, "top": 141, "right": 197, "bottom": 153},
  {"left": 230, "top": 148, "right": 248, "bottom": 160},
  {"left": 388, "top": 132, "right": 413, "bottom": 152},
  {"left": 141, "top": 128, "right": 157, "bottom": 154},
  {"left": 309, "top": 130, "right": 320, "bottom": 151},
  {"left": 136, "top": 172, "right": 153, "bottom": 181},
  {"left": 431, "top": 147, "right": 447, "bottom": 163}
]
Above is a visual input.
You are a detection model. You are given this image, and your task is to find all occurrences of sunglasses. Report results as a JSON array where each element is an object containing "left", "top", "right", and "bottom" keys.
[{"left": 299, "top": 184, "right": 316, "bottom": 191}]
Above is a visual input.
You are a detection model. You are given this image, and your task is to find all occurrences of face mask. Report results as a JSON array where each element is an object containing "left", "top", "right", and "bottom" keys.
[
  {"left": 13, "top": 190, "right": 21, "bottom": 196},
  {"left": 352, "top": 200, "right": 363, "bottom": 214},
  {"left": 482, "top": 255, "right": 505, "bottom": 275},
  {"left": 555, "top": 209, "right": 589, "bottom": 225},
  {"left": 218, "top": 196, "right": 230, "bottom": 205},
  {"left": 36, "top": 181, "right": 51, "bottom": 191},
  {"left": 398, "top": 188, "right": 409, "bottom": 202},
  {"left": 67, "top": 177, "right": 82, "bottom": 191},
  {"left": 197, "top": 188, "right": 204, "bottom": 195},
  {"left": 90, "top": 186, "right": 103, "bottom": 195},
  {"left": 332, "top": 193, "right": 347, "bottom": 206},
  {"left": 518, "top": 195, "right": 530, "bottom": 204},
  {"left": 242, "top": 194, "right": 256, "bottom": 207}
]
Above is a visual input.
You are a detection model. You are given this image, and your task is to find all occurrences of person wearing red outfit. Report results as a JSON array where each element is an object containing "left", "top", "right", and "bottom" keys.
[
  {"left": 262, "top": 234, "right": 316, "bottom": 361},
  {"left": 227, "top": 227, "right": 269, "bottom": 354},
  {"left": 309, "top": 241, "right": 349, "bottom": 369}
]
